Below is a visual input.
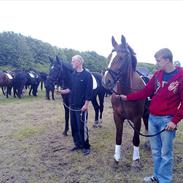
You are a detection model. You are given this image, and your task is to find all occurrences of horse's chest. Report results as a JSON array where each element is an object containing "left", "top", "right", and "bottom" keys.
[{"left": 112, "top": 99, "right": 144, "bottom": 119}]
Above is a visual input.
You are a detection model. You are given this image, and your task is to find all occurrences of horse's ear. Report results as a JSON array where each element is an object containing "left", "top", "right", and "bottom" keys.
[
  {"left": 56, "top": 55, "right": 61, "bottom": 64},
  {"left": 56, "top": 55, "right": 59, "bottom": 62},
  {"left": 56, "top": 55, "right": 63, "bottom": 67},
  {"left": 112, "top": 36, "right": 118, "bottom": 49},
  {"left": 121, "top": 35, "right": 127, "bottom": 45},
  {"left": 49, "top": 56, "right": 53, "bottom": 64}
]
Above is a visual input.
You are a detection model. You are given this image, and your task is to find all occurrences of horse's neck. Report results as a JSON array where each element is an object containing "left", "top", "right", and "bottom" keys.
[
  {"left": 131, "top": 72, "right": 145, "bottom": 90},
  {"left": 61, "top": 69, "right": 73, "bottom": 88},
  {"left": 118, "top": 71, "right": 145, "bottom": 94}
]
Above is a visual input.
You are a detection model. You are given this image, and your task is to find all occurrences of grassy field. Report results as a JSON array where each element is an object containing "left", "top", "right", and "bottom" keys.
[{"left": 0, "top": 89, "right": 183, "bottom": 183}]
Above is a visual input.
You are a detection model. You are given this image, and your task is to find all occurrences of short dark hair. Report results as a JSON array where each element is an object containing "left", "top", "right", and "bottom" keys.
[{"left": 154, "top": 48, "right": 173, "bottom": 62}]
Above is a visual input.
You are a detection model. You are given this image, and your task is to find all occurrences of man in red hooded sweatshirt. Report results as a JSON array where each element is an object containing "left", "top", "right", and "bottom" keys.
[{"left": 118, "top": 48, "right": 183, "bottom": 183}]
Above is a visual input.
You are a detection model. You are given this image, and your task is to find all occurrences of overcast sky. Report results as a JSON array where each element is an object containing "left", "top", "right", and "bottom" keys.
[{"left": 0, "top": 0, "right": 183, "bottom": 65}]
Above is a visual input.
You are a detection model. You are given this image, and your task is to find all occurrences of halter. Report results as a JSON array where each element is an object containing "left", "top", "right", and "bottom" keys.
[
  {"left": 49, "top": 63, "right": 62, "bottom": 85},
  {"left": 106, "top": 49, "right": 139, "bottom": 94}
]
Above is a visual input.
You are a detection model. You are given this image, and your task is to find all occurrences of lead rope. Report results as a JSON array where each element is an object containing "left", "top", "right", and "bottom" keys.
[
  {"left": 59, "top": 95, "right": 87, "bottom": 123},
  {"left": 119, "top": 95, "right": 167, "bottom": 138}
]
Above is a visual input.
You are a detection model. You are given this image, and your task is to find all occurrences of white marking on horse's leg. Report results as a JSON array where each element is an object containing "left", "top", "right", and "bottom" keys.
[
  {"left": 98, "top": 119, "right": 102, "bottom": 127},
  {"left": 93, "top": 120, "right": 99, "bottom": 128},
  {"left": 133, "top": 146, "right": 140, "bottom": 161},
  {"left": 114, "top": 145, "right": 121, "bottom": 162}
]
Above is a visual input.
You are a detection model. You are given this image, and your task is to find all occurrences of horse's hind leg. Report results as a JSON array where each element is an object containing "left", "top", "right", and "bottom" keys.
[
  {"left": 91, "top": 97, "right": 100, "bottom": 128},
  {"left": 51, "top": 89, "right": 55, "bottom": 100},
  {"left": 29, "top": 87, "right": 32, "bottom": 96},
  {"left": 98, "top": 92, "right": 105, "bottom": 127},
  {"left": 142, "top": 99, "right": 151, "bottom": 150},
  {"left": 45, "top": 88, "right": 50, "bottom": 100},
  {"left": 142, "top": 116, "right": 151, "bottom": 150}
]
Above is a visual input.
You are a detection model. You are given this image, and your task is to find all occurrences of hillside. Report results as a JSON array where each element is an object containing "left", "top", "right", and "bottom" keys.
[{"left": 0, "top": 31, "right": 108, "bottom": 72}]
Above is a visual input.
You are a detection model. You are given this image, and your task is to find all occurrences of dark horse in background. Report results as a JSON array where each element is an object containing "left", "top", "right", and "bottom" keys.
[
  {"left": 25, "top": 69, "right": 41, "bottom": 96},
  {"left": 47, "top": 56, "right": 106, "bottom": 135},
  {"left": 39, "top": 72, "right": 48, "bottom": 91},
  {"left": 9, "top": 69, "right": 40, "bottom": 99},
  {"left": 0, "top": 71, "right": 13, "bottom": 98},
  {"left": 102, "top": 35, "right": 149, "bottom": 169}
]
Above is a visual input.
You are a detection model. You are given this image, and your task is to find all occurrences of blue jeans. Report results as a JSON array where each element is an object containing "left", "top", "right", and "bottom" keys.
[{"left": 148, "top": 114, "right": 176, "bottom": 183}]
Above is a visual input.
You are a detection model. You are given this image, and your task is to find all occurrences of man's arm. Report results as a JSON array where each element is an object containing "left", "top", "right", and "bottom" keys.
[{"left": 56, "top": 88, "right": 70, "bottom": 95}]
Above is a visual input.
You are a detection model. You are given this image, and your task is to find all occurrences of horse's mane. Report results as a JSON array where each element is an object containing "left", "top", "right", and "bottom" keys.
[
  {"left": 127, "top": 44, "right": 137, "bottom": 71},
  {"left": 62, "top": 62, "right": 74, "bottom": 72},
  {"left": 117, "top": 43, "right": 138, "bottom": 92},
  {"left": 60, "top": 62, "right": 73, "bottom": 88}
]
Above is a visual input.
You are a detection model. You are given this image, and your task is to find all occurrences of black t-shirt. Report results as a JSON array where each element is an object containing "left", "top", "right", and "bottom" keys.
[
  {"left": 70, "top": 69, "right": 93, "bottom": 108},
  {"left": 162, "top": 68, "right": 178, "bottom": 87}
]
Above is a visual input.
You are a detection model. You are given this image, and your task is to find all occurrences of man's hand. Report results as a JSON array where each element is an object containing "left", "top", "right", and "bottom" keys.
[
  {"left": 114, "top": 94, "right": 127, "bottom": 101},
  {"left": 81, "top": 101, "right": 90, "bottom": 111},
  {"left": 60, "top": 89, "right": 70, "bottom": 95},
  {"left": 165, "top": 121, "right": 177, "bottom": 131},
  {"left": 120, "top": 94, "right": 127, "bottom": 101}
]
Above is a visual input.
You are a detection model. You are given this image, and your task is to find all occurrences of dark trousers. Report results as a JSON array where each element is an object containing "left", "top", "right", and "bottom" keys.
[{"left": 70, "top": 110, "right": 90, "bottom": 149}]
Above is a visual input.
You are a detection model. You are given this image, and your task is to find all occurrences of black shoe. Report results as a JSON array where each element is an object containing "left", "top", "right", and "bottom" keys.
[
  {"left": 70, "top": 146, "right": 81, "bottom": 152},
  {"left": 83, "top": 148, "right": 90, "bottom": 156}
]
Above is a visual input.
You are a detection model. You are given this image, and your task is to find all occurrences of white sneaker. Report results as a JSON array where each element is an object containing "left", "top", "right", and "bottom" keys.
[{"left": 144, "top": 175, "right": 159, "bottom": 182}]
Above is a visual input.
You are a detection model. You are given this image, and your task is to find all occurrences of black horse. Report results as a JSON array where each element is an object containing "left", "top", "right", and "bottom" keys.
[
  {"left": 25, "top": 69, "right": 41, "bottom": 97},
  {"left": 39, "top": 72, "right": 48, "bottom": 90},
  {"left": 47, "top": 56, "right": 107, "bottom": 135},
  {"left": 11, "top": 69, "right": 28, "bottom": 98}
]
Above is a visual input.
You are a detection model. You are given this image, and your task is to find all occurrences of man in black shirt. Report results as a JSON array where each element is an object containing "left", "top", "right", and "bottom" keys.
[{"left": 60, "top": 55, "right": 93, "bottom": 156}]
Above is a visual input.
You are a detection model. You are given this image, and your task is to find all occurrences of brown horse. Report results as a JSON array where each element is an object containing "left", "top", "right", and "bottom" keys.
[{"left": 102, "top": 35, "right": 148, "bottom": 169}]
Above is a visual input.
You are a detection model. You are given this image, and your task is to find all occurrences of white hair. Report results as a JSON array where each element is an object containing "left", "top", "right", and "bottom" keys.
[{"left": 72, "top": 55, "right": 84, "bottom": 64}]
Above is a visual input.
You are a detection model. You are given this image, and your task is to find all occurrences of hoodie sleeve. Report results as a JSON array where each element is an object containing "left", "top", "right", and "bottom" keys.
[{"left": 127, "top": 72, "right": 158, "bottom": 100}]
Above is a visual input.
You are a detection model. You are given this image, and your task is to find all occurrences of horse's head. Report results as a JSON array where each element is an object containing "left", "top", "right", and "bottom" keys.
[
  {"left": 102, "top": 35, "right": 137, "bottom": 91},
  {"left": 48, "top": 56, "right": 74, "bottom": 88},
  {"left": 48, "top": 56, "right": 63, "bottom": 82}
]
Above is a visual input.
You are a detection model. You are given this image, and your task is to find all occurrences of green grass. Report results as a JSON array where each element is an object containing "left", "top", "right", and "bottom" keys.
[
  {"left": 0, "top": 95, "right": 183, "bottom": 182},
  {"left": 11, "top": 126, "right": 44, "bottom": 140},
  {"left": 0, "top": 88, "right": 46, "bottom": 104}
]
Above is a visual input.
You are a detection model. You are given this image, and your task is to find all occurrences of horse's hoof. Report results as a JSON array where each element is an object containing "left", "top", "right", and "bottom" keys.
[
  {"left": 112, "top": 159, "right": 119, "bottom": 169},
  {"left": 131, "top": 159, "right": 141, "bottom": 172},
  {"left": 62, "top": 131, "right": 68, "bottom": 136},
  {"left": 93, "top": 125, "right": 97, "bottom": 128},
  {"left": 93, "top": 121, "right": 99, "bottom": 128},
  {"left": 98, "top": 124, "right": 102, "bottom": 128},
  {"left": 93, "top": 124, "right": 98, "bottom": 128},
  {"left": 114, "top": 159, "right": 119, "bottom": 164},
  {"left": 142, "top": 141, "right": 151, "bottom": 150}
]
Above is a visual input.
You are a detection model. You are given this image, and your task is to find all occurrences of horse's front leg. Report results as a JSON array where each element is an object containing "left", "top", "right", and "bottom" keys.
[
  {"left": 131, "top": 117, "right": 141, "bottom": 170},
  {"left": 113, "top": 112, "right": 124, "bottom": 163},
  {"left": 62, "top": 95, "right": 70, "bottom": 136}
]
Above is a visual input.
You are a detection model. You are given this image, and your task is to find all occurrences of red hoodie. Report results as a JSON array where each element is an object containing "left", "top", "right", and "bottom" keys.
[{"left": 127, "top": 67, "right": 183, "bottom": 124}]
